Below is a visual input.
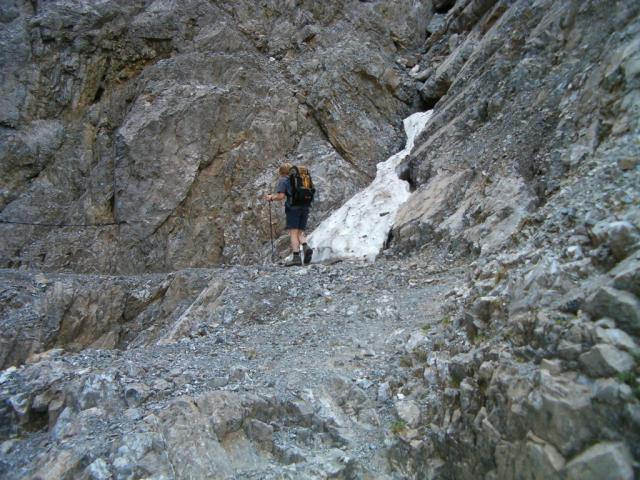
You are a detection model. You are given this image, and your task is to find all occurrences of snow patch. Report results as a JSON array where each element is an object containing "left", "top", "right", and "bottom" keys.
[{"left": 309, "top": 111, "right": 432, "bottom": 262}]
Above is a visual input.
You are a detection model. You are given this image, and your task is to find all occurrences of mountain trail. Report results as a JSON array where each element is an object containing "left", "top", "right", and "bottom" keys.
[{"left": 0, "top": 254, "right": 468, "bottom": 479}]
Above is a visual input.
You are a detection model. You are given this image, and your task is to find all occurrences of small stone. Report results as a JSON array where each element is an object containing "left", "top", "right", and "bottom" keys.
[
  {"left": 423, "top": 367, "right": 438, "bottom": 385},
  {"left": 124, "top": 383, "right": 149, "bottom": 407},
  {"left": 579, "top": 344, "right": 635, "bottom": 377},
  {"left": 400, "top": 428, "right": 420, "bottom": 441},
  {"left": 565, "top": 442, "right": 634, "bottom": 480},
  {"left": 625, "top": 402, "right": 640, "bottom": 427},
  {"left": 540, "top": 358, "right": 562, "bottom": 375},
  {"left": 355, "top": 378, "right": 373, "bottom": 389},
  {"left": 525, "top": 434, "right": 566, "bottom": 478},
  {"left": 8, "top": 393, "right": 29, "bottom": 416},
  {"left": 377, "top": 382, "right": 391, "bottom": 402},
  {"left": 449, "top": 352, "right": 475, "bottom": 381},
  {"left": 409, "top": 439, "right": 423, "bottom": 449},
  {"left": 123, "top": 408, "right": 143, "bottom": 421},
  {"left": 209, "top": 376, "right": 229, "bottom": 388},
  {"left": 26, "top": 348, "right": 64, "bottom": 364},
  {"left": 229, "top": 366, "right": 249, "bottom": 382},
  {"left": 459, "top": 378, "right": 480, "bottom": 413},
  {"left": 0, "top": 366, "right": 17, "bottom": 385},
  {"left": 152, "top": 378, "right": 172, "bottom": 391},
  {"left": 406, "top": 331, "right": 427, "bottom": 350},
  {"left": 566, "top": 245, "right": 583, "bottom": 260},
  {"left": 478, "top": 361, "right": 494, "bottom": 382}
]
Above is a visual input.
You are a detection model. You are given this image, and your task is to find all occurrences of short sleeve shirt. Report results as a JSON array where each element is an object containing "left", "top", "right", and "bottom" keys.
[{"left": 276, "top": 175, "right": 292, "bottom": 207}]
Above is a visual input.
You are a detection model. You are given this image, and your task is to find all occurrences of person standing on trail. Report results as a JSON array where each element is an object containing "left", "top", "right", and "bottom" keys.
[{"left": 265, "top": 162, "right": 315, "bottom": 266}]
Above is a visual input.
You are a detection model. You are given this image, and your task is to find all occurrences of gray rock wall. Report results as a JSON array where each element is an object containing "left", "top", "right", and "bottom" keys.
[
  {"left": 0, "top": 0, "right": 429, "bottom": 272},
  {"left": 391, "top": 0, "right": 640, "bottom": 260}
]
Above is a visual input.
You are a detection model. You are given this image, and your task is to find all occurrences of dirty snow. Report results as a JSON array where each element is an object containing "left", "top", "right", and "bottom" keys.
[{"left": 309, "top": 111, "right": 433, "bottom": 262}]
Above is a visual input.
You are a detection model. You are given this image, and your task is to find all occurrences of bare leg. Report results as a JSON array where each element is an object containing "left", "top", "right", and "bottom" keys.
[
  {"left": 298, "top": 230, "right": 307, "bottom": 248},
  {"left": 288, "top": 229, "right": 301, "bottom": 253}
]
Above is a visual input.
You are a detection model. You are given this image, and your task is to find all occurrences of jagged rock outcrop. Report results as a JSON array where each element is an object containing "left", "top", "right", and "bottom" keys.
[{"left": 392, "top": 0, "right": 640, "bottom": 259}]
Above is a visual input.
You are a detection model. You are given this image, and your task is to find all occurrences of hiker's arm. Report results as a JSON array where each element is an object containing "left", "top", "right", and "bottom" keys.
[{"left": 265, "top": 192, "right": 285, "bottom": 202}]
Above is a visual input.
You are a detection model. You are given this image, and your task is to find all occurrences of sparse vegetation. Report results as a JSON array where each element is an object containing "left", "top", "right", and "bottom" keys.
[
  {"left": 390, "top": 420, "right": 407, "bottom": 435},
  {"left": 432, "top": 338, "right": 445, "bottom": 351},
  {"left": 245, "top": 348, "right": 258, "bottom": 360},
  {"left": 473, "top": 333, "right": 487, "bottom": 345},
  {"left": 399, "top": 355, "right": 413, "bottom": 368},
  {"left": 413, "top": 348, "right": 428, "bottom": 363},
  {"left": 494, "top": 266, "right": 508, "bottom": 283}
]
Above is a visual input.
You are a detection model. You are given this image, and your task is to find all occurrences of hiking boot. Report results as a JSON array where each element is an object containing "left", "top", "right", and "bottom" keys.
[
  {"left": 303, "top": 244, "right": 313, "bottom": 265},
  {"left": 285, "top": 253, "right": 303, "bottom": 267}
]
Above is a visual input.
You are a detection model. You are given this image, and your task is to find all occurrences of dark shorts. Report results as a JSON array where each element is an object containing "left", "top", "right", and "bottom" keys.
[{"left": 285, "top": 206, "right": 310, "bottom": 230}]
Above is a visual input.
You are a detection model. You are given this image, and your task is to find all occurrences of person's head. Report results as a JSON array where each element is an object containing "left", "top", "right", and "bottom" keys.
[{"left": 279, "top": 162, "right": 293, "bottom": 176}]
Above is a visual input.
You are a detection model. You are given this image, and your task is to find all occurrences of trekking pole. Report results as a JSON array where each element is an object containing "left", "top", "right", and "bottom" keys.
[{"left": 268, "top": 200, "right": 275, "bottom": 262}]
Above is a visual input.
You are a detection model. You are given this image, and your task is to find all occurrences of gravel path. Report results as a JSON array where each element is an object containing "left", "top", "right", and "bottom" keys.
[{"left": 0, "top": 255, "right": 467, "bottom": 479}]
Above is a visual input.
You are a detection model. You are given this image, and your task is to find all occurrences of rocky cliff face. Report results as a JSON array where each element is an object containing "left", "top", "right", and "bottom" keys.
[
  {"left": 1, "top": 0, "right": 639, "bottom": 479},
  {"left": 1, "top": 0, "right": 428, "bottom": 272},
  {"left": 391, "top": 0, "right": 640, "bottom": 260}
]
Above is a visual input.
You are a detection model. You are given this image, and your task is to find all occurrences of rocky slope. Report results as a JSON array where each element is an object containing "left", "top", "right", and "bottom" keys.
[{"left": 1, "top": 0, "right": 640, "bottom": 479}]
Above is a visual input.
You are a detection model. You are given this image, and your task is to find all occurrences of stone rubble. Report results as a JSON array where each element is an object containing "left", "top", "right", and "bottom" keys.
[{"left": 0, "top": 0, "right": 639, "bottom": 479}]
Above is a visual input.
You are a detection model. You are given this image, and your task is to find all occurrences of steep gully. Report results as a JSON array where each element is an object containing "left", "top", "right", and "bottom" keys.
[{"left": 0, "top": 112, "right": 467, "bottom": 479}]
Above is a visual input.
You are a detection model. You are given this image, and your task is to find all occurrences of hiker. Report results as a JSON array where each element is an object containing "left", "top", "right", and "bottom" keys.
[{"left": 265, "top": 162, "right": 314, "bottom": 266}]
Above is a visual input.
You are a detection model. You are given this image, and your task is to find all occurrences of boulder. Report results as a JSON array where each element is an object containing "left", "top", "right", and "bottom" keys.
[
  {"left": 578, "top": 344, "right": 635, "bottom": 378},
  {"left": 449, "top": 351, "right": 477, "bottom": 381},
  {"left": 556, "top": 340, "right": 583, "bottom": 361},
  {"left": 589, "top": 220, "right": 640, "bottom": 261},
  {"left": 395, "top": 400, "right": 421, "bottom": 428},
  {"left": 124, "top": 383, "right": 150, "bottom": 408},
  {"left": 593, "top": 378, "right": 634, "bottom": 404},
  {"left": 607, "top": 222, "right": 640, "bottom": 261},
  {"left": 526, "top": 371, "right": 595, "bottom": 456},
  {"left": 493, "top": 437, "right": 565, "bottom": 480},
  {"left": 565, "top": 442, "right": 634, "bottom": 480},
  {"left": 613, "top": 256, "right": 640, "bottom": 297},
  {"left": 591, "top": 326, "right": 638, "bottom": 352},
  {"left": 524, "top": 437, "right": 565, "bottom": 480},
  {"left": 584, "top": 287, "right": 640, "bottom": 335},
  {"left": 459, "top": 378, "right": 481, "bottom": 413},
  {"left": 244, "top": 419, "right": 274, "bottom": 451}
]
